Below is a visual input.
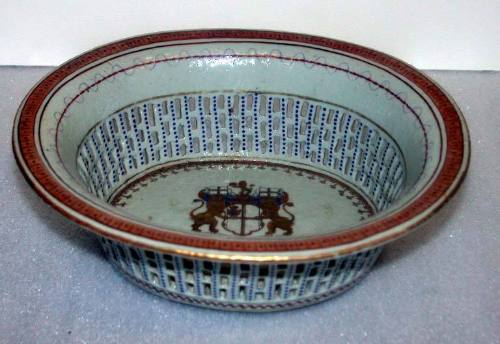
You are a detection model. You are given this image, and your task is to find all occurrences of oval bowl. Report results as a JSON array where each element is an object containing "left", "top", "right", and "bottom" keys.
[{"left": 13, "top": 30, "right": 470, "bottom": 311}]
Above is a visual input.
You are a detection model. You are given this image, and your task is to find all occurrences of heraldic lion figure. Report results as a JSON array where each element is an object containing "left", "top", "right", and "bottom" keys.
[
  {"left": 190, "top": 191, "right": 226, "bottom": 233},
  {"left": 260, "top": 192, "right": 295, "bottom": 236}
]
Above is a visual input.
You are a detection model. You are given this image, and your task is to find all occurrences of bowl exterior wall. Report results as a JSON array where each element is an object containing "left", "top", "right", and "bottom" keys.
[{"left": 99, "top": 236, "right": 382, "bottom": 311}]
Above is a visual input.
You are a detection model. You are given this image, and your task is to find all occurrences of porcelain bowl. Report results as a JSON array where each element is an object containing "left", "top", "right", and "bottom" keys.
[{"left": 13, "top": 30, "right": 470, "bottom": 311}]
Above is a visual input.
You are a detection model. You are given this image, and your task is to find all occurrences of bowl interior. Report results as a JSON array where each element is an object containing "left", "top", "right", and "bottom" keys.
[{"left": 36, "top": 39, "right": 444, "bottom": 240}]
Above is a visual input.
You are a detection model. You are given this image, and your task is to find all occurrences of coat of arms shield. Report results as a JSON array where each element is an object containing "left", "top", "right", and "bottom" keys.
[{"left": 190, "top": 181, "right": 295, "bottom": 236}]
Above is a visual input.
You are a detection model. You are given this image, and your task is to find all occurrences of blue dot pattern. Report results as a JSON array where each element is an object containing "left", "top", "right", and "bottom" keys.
[
  {"left": 293, "top": 100, "right": 301, "bottom": 157},
  {"left": 304, "top": 103, "right": 315, "bottom": 159},
  {"left": 197, "top": 96, "right": 208, "bottom": 152},
  {"left": 77, "top": 92, "right": 405, "bottom": 210},
  {"left": 226, "top": 96, "right": 235, "bottom": 151},
  {"left": 252, "top": 93, "right": 260, "bottom": 152},
  {"left": 168, "top": 100, "right": 181, "bottom": 156},
  {"left": 316, "top": 108, "right": 328, "bottom": 163},
  {"left": 267, "top": 96, "right": 274, "bottom": 153},
  {"left": 240, "top": 95, "right": 247, "bottom": 152},
  {"left": 211, "top": 96, "right": 222, "bottom": 153},
  {"left": 183, "top": 96, "right": 194, "bottom": 153},
  {"left": 280, "top": 98, "right": 287, "bottom": 155},
  {"left": 142, "top": 104, "right": 156, "bottom": 162},
  {"left": 129, "top": 108, "right": 145, "bottom": 166},
  {"left": 156, "top": 103, "right": 169, "bottom": 158}
]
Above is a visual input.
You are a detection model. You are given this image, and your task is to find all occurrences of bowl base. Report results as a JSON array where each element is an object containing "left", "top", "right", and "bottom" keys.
[
  {"left": 99, "top": 236, "right": 382, "bottom": 312},
  {"left": 114, "top": 261, "right": 371, "bottom": 312}
]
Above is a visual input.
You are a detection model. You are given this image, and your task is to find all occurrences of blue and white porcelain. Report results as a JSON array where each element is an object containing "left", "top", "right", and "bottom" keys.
[{"left": 13, "top": 30, "right": 470, "bottom": 311}]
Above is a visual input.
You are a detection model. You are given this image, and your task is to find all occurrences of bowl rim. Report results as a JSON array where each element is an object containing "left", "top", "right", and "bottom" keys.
[{"left": 12, "top": 29, "right": 470, "bottom": 262}]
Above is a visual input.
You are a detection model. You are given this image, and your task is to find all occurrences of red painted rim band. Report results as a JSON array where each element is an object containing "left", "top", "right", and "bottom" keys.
[{"left": 15, "top": 30, "right": 468, "bottom": 253}]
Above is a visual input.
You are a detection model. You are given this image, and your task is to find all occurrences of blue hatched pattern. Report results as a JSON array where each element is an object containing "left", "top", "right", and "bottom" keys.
[
  {"left": 118, "top": 112, "right": 134, "bottom": 170},
  {"left": 313, "top": 261, "right": 328, "bottom": 293},
  {"left": 107, "top": 120, "right": 125, "bottom": 178},
  {"left": 267, "top": 265, "right": 277, "bottom": 300},
  {"left": 155, "top": 252, "right": 168, "bottom": 288},
  {"left": 327, "top": 110, "right": 340, "bottom": 167},
  {"left": 316, "top": 108, "right": 328, "bottom": 163},
  {"left": 371, "top": 141, "right": 390, "bottom": 197},
  {"left": 142, "top": 104, "right": 156, "bottom": 162},
  {"left": 240, "top": 95, "right": 247, "bottom": 151},
  {"left": 211, "top": 262, "right": 219, "bottom": 299},
  {"left": 304, "top": 104, "right": 315, "bottom": 159},
  {"left": 111, "top": 240, "right": 133, "bottom": 275},
  {"left": 230, "top": 263, "right": 238, "bottom": 300},
  {"left": 78, "top": 142, "right": 98, "bottom": 196},
  {"left": 156, "top": 103, "right": 169, "bottom": 158},
  {"left": 194, "top": 260, "right": 203, "bottom": 297},
  {"left": 138, "top": 249, "right": 150, "bottom": 282},
  {"left": 211, "top": 96, "right": 222, "bottom": 153},
  {"left": 247, "top": 265, "right": 258, "bottom": 301},
  {"left": 252, "top": 93, "right": 261, "bottom": 152},
  {"left": 280, "top": 98, "right": 287, "bottom": 155},
  {"left": 349, "top": 123, "right": 363, "bottom": 177},
  {"left": 197, "top": 96, "right": 208, "bottom": 152},
  {"left": 129, "top": 108, "right": 145, "bottom": 166},
  {"left": 293, "top": 100, "right": 301, "bottom": 157},
  {"left": 338, "top": 114, "right": 352, "bottom": 173},
  {"left": 387, "top": 165, "right": 404, "bottom": 205},
  {"left": 327, "top": 258, "right": 344, "bottom": 290},
  {"left": 298, "top": 263, "right": 313, "bottom": 297},
  {"left": 359, "top": 128, "right": 373, "bottom": 181},
  {"left": 168, "top": 100, "right": 181, "bottom": 156},
  {"left": 99, "top": 237, "right": 382, "bottom": 307},
  {"left": 97, "top": 125, "right": 117, "bottom": 184},
  {"left": 77, "top": 91, "right": 405, "bottom": 210},
  {"left": 226, "top": 96, "right": 235, "bottom": 151},
  {"left": 267, "top": 96, "right": 274, "bottom": 153},
  {"left": 173, "top": 256, "right": 185, "bottom": 293},
  {"left": 283, "top": 264, "right": 295, "bottom": 299},
  {"left": 182, "top": 96, "right": 194, "bottom": 153},
  {"left": 338, "top": 254, "right": 356, "bottom": 286},
  {"left": 90, "top": 132, "right": 110, "bottom": 191}
]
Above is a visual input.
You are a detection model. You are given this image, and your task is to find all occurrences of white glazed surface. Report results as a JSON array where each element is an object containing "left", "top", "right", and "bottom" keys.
[
  {"left": 43, "top": 43, "right": 440, "bottom": 187},
  {"left": 2, "top": 67, "right": 497, "bottom": 341},
  {"left": 109, "top": 162, "right": 374, "bottom": 236},
  {"left": 32, "top": 40, "right": 448, "bottom": 253}
]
